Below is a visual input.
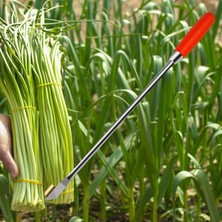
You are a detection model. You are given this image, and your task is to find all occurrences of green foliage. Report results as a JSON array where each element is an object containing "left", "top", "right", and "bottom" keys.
[
  {"left": 172, "top": 165, "right": 220, "bottom": 222},
  {"left": 0, "top": 0, "right": 222, "bottom": 221},
  {"left": 0, "top": 174, "right": 15, "bottom": 222}
]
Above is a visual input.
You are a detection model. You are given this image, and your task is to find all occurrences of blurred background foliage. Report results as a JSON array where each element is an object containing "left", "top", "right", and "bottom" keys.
[{"left": 0, "top": 0, "right": 222, "bottom": 221}]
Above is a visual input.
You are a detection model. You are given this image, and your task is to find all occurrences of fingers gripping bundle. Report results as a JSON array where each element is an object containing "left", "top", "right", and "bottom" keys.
[{"left": 0, "top": 7, "right": 74, "bottom": 211}]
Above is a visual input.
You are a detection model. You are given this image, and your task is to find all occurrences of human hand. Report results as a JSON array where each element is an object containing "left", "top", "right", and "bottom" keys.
[{"left": 0, "top": 114, "right": 19, "bottom": 179}]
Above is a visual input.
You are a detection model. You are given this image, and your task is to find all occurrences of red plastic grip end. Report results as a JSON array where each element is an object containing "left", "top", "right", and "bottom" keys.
[{"left": 175, "top": 13, "right": 215, "bottom": 57}]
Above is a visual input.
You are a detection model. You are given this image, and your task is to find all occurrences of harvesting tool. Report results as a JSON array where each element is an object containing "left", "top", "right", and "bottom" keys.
[{"left": 45, "top": 12, "right": 215, "bottom": 200}]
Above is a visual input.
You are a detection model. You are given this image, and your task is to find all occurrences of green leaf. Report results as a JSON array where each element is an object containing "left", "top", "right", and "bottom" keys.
[
  {"left": 0, "top": 174, "right": 15, "bottom": 222},
  {"left": 69, "top": 216, "right": 84, "bottom": 222},
  {"left": 89, "top": 134, "right": 134, "bottom": 198},
  {"left": 172, "top": 169, "right": 220, "bottom": 222},
  {"left": 135, "top": 157, "right": 175, "bottom": 220}
]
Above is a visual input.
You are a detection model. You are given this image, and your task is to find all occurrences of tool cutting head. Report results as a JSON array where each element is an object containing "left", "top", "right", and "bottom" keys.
[{"left": 45, "top": 178, "right": 69, "bottom": 200}]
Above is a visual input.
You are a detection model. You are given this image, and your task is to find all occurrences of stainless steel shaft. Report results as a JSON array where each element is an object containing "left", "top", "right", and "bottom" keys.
[{"left": 67, "top": 51, "right": 182, "bottom": 180}]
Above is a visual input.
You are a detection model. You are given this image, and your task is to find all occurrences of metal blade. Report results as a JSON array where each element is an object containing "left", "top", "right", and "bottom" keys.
[{"left": 45, "top": 178, "right": 70, "bottom": 200}]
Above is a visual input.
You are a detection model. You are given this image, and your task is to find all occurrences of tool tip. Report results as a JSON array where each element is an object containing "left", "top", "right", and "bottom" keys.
[{"left": 44, "top": 184, "right": 55, "bottom": 198}]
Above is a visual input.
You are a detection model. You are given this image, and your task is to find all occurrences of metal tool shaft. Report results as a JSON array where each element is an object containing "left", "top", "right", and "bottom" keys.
[{"left": 67, "top": 54, "right": 179, "bottom": 180}]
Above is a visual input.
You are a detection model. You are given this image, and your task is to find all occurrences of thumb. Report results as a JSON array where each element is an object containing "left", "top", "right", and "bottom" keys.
[{"left": 1, "top": 151, "right": 19, "bottom": 179}]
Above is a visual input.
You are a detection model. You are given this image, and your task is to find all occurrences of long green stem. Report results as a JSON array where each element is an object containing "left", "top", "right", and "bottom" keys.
[
  {"left": 100, "top": 180, "right": 107, "bottom": 222},
  {"left": 34, "top": 212, "right": 41, "bottom": 222},
  {"left": 83, "top": 184, "right": 90, "bottom": 222},
  {"left": 183, "top": 190, "right": 188, "bottom": 222},
  {"left": 138, "top": 167, "right": 145, "bottom": 222},
  {"left": 152, "top": 182, "right": 158, "bottom": 222},
  {"left": 129, "top": 186, "right": 135, "bottom": 222}
]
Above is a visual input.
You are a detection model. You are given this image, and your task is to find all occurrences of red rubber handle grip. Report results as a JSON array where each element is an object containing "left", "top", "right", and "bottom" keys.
[{"left": 175, "top": 13, "right": 215, "bottom": 57}]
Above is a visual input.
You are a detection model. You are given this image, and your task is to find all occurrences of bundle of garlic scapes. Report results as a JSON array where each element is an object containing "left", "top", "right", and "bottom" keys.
[{"left": 0, "top": 6, "right": 74, "bottom": 210}]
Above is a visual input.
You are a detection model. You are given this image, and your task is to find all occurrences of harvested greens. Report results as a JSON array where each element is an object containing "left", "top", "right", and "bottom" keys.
[{"left": 0, "top": 6, "right": 74, "bottom": 211}]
